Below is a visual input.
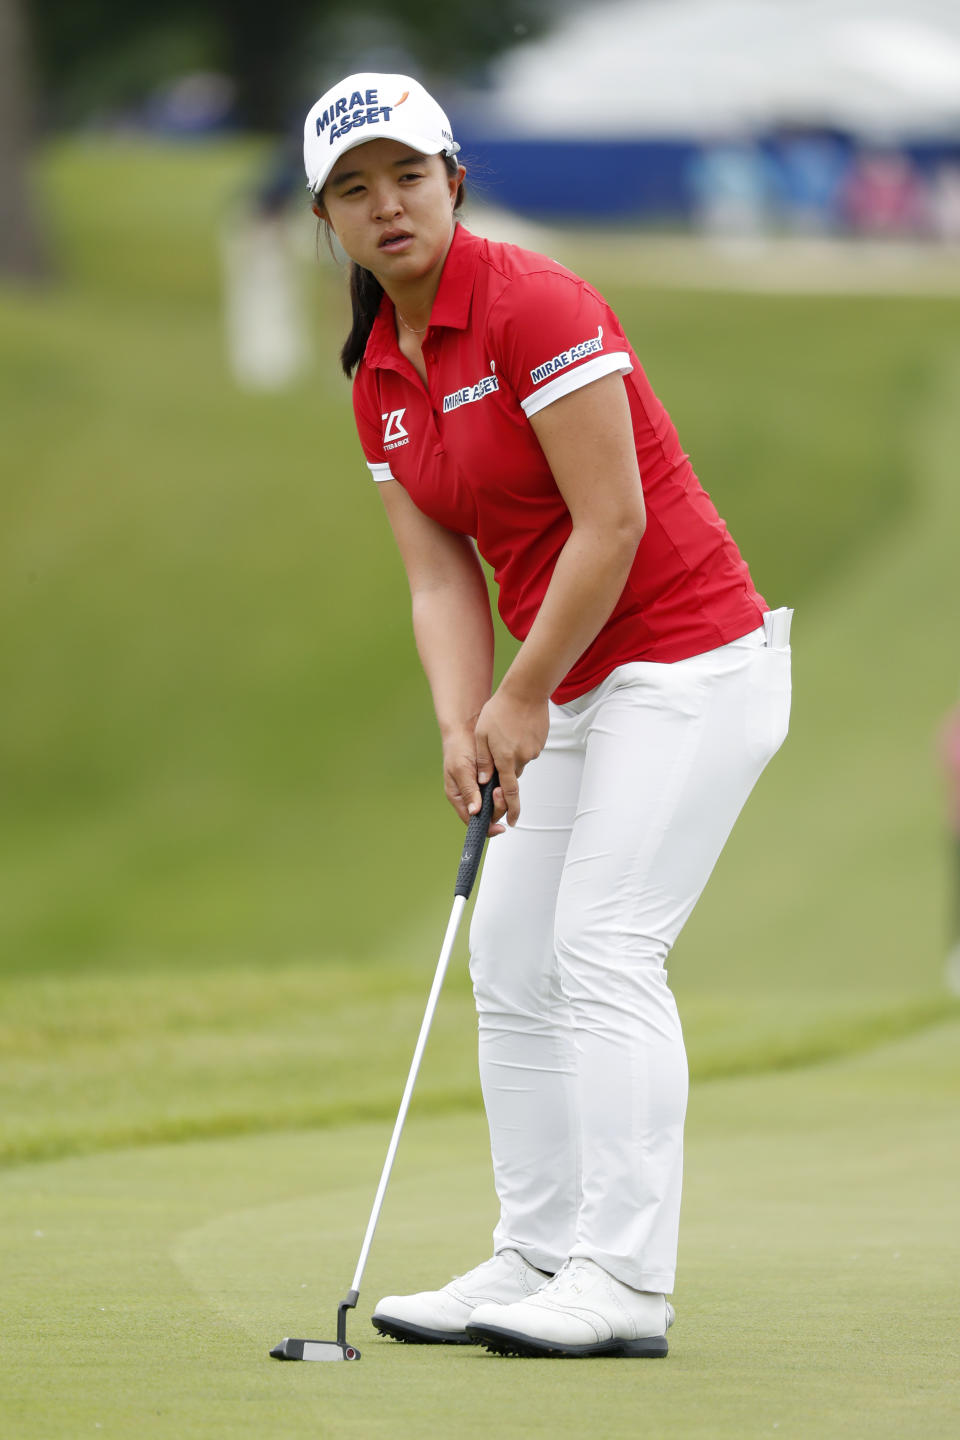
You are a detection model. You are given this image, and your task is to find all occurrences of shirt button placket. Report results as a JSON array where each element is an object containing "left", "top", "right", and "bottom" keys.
[{"left": 424, "top": 345, "right": 445, "bottom": 457}]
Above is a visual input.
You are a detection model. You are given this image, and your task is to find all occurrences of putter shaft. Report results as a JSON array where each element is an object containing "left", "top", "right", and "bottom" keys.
[{"left": 271, "top": 774, "right": 498, "bottom": 1362}]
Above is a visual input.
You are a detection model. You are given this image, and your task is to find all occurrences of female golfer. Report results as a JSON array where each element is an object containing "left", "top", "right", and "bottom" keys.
[{"left": 304, "top": 73, "right": 792, "bottom": 1359}]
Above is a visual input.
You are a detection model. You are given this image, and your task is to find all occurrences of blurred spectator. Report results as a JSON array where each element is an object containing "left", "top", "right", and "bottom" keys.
[
  {"left": 929, "top": 161, "right": 960, "bottom": 244},
  {"left": 838, "top": 145, "right": 929, "bottom": 239},
  {"left": 768, "top": 125, "right": 851, "bottom": 235},
  {"left": 248, "top": 132, "right": 306, "bottom": 218},
  {"left": 143, "top": 72, "right": 236, "bottom": 136},
  {"left": 686, "top": 136, "right": 779, "bottom": 243},
  {"left": 220, "top": 138, "right": 312, "bottom": 391},
  {"left": 939, "top": 697, "right": 960, "bottom": 995}
]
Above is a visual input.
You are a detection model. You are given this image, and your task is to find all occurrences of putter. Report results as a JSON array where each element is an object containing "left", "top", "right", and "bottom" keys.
[{"left": 271, "top": 771, "right": 499, "bottom": 1363}]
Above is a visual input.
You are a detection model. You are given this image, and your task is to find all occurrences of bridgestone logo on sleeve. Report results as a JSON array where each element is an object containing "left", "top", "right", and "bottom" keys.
[{"left": 530, "top": 326, "right": 605, "bottom": 386}]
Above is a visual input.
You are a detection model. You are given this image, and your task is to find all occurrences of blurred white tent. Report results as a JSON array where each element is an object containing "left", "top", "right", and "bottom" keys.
[{"left": 471, "top": 0, "right": 960, "bottom": 138}]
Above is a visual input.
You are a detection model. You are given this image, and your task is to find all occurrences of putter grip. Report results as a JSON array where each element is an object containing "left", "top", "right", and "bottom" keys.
[{"left": 454, "top": 770, "right": 499, "bottom": 899}]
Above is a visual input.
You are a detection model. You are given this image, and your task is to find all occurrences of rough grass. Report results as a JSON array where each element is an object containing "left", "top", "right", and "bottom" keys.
[{"left": 1, "top": 961, "right": 955, "bottom": 1167}]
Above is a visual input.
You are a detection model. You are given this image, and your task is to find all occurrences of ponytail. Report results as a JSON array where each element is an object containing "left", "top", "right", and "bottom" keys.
[
  {"left": 335, "top": 154, "right": 467, "bottom": 379},
  {"left": 340, "top": 265, "right": 385, "bottom": 377}
]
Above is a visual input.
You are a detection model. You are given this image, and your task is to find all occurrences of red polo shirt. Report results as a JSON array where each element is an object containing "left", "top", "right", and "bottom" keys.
[{"left": 353, "top": 224, "right": 765, "bottom": 703}]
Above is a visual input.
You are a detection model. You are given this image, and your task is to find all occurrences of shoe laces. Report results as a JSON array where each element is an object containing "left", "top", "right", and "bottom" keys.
[{"left": 538, "top": 1258, "right": 590, "bottom": 1298}]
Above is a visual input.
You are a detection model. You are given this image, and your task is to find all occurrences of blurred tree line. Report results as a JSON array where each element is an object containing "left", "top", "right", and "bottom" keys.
[
  {"left": 2, "top": 0, "right": 47, "bottom": 277},
  {"left": 2, "top": 0, "right": 564, "bottom": 279},
  {"left": 29, "top": 0, "right": 561, "bottom": 130}
]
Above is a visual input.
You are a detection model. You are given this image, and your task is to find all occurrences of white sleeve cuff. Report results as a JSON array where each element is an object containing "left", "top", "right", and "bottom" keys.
[
  {"left": 367, "top": 461, "right": 395, "bottom": 483},
  {"left": 520, "top": 352, "right": 633, "bottom": 418}
]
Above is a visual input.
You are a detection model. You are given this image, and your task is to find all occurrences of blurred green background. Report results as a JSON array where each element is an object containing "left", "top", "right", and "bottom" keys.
[
  {"left": 2, "top": 133, "right": 958, "bottom": 1166},
  {"left": 2, "top": 4, "right": 960, "bottom": 1433}
]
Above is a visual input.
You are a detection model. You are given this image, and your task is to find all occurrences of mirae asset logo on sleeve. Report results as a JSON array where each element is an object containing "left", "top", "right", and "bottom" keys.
[{"left": 530, "top": 326, "right": 605, "bottom": 385}]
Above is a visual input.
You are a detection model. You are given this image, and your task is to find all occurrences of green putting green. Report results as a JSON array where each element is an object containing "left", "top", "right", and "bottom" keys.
[{"left": 1, "top": 1022, "right": 956, "bottom": 1438}]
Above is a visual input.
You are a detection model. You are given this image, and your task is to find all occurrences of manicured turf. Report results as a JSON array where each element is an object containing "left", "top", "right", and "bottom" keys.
[
  {"left": 1, "top": 139, "right": 959, "bottom": 1436},
  {"left": 1, "top": 1022, "right": 957, "bottom": 1438}
]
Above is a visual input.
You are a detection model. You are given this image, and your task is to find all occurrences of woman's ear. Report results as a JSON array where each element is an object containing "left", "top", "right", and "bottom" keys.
[{"left": 311, "top": 201, "right": 325, "bottom": 220}]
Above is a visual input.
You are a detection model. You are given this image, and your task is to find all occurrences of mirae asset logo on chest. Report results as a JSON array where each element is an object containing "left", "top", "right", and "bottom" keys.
[{"left": 443, "top": 366, "right": 500, "bottom": 413}]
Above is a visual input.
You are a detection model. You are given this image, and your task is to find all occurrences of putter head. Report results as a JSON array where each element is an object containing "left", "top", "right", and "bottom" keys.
[
  {"left": 271, "top": 1291, "right": 360, "bottom": 1362},
  {"left": 270, "top": 1337, "right": 360, "bottom": 1362}
]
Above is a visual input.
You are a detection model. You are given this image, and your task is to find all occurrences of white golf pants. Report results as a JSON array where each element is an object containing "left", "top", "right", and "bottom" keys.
[{"left": 468, "top": 616, "right": 792, "bottom": 1294}]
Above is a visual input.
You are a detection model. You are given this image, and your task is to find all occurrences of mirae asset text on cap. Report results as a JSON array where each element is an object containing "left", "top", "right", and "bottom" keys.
[{"left": 312, "top": 87, "right": 454, "bottom": 148}]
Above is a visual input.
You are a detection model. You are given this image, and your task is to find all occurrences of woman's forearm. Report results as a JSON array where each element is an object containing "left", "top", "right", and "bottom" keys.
[
  {"left": 497, "top": 372, "right": 646, "bottom": 708},
  {"left": 379, "top": 481, "right": 496, "bottom": 739},
  {"left": 473, "top": 519, "right": 640, "bottom": 828},
  {"left": 499, "top": 520, "right": 640, "bottom": 704},
  {"left": 411, "top": 563, "right": 495, "bottom": 737}
]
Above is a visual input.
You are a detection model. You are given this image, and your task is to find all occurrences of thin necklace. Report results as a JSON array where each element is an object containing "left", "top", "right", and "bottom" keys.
[{"left": 396, "top": 309, "right": 429, "bottom": 337}]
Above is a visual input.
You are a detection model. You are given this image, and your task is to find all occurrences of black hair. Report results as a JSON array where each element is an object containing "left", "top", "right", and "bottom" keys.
[{"left": 326, "top": 153, "right": 466, "bottom": 378}]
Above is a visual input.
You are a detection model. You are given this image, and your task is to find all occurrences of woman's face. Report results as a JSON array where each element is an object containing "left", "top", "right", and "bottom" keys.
[{"left": 317, "top": 139, "right": 464, "bottom": 289}]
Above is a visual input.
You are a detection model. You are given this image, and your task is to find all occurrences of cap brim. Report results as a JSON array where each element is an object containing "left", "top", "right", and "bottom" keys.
[{"left": 308, "top": 130, "right": 449, "bottom": 195}]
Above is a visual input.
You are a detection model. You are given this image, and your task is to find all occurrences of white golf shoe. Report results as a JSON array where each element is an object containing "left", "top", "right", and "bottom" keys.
[
  {"left": 466, "top": 1256, "right": 675, "bottom": 1357},
  {"left": 372, "top": 1249, "right": 554, "bottom": 1345}
]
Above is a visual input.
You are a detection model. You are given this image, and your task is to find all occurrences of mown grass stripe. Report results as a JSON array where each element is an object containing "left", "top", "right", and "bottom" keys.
[{"left": 4, "top": 995, "right": 955, "bottom": 1170}]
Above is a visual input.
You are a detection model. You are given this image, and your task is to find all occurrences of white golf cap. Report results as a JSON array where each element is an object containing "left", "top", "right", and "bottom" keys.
[{"left": 303, "top": 73, "right": 460, "bottom": 196}]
